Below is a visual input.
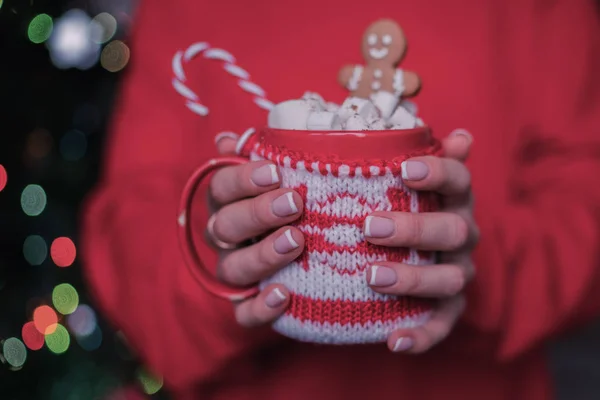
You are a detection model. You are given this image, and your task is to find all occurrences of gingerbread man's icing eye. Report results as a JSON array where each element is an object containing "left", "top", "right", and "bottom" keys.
[
  {"left": 382, "top": 34, "right": 392, "bottom": 46},
  {"left": 367, "top": 33, "right": 378, "bottom": 46}
]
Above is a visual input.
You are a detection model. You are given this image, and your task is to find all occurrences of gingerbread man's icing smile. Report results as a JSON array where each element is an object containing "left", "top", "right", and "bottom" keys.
[{"left": 366, "top": 32, "right": 393, "bottom": 59}]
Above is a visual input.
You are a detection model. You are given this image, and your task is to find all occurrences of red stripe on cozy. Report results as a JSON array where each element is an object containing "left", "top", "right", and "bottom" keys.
[
  {"left": 298, "top": 233, "right": 410, "bottom": 272},
  {"left": 254, "top": 140, "right": 443, "bottom": 177},
  {"left": 285, "top": 293, "right": 434, "bottom": 325}
]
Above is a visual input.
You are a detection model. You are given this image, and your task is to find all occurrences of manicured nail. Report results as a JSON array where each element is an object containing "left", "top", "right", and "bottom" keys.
[
  {"left": 273, "top": 229, "right": 299, "bottom": 254},
  {"left": 401, "top": 161, "right": 429, "bottom": 181},
  {"left": 392, "top": 337, "right": 414, "bottom": 352},
  {"left": 214, "top": 131, "right": 239, "bottom": 144},
  {"left": 364, "top": 216, "right": 395, "bottom": 238},
  {"left": 369, "top": 265, "right": 397, "bottom": 287},
  {"left": 251, "top": 164, "right": 279, "bottom": 186},
  {"left": 272, "top": 192, "right": 298, "bottom": 217},
  {"left": 450, "top": 128, "right": 473, "bottom": 144},
  {"left": 265, "top": 288, "right": 287, "bottom": 308}
]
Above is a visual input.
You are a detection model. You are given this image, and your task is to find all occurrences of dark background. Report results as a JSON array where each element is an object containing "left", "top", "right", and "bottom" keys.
[{"left": 0, "top": 1, "right": 599, "bottom": 399}]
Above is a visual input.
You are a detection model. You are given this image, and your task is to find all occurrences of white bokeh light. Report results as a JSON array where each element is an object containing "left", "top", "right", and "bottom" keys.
[{"left": 47, "top": 9, "right": 102, "bottom": 70}]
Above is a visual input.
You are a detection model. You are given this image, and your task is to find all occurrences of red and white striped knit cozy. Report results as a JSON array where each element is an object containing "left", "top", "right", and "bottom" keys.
[{"left": 238, "top": 129, "right": 441, "bottom": 344}]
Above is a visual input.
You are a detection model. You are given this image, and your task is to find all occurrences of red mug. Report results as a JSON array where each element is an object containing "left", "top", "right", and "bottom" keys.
[{"left": 178, "top": 126, "right": 442, "bottom": 344}]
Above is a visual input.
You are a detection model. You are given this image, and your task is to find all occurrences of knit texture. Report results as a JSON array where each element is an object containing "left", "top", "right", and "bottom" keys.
[{"left": 241, "top": 132, "right": 442, "bottom": 344}]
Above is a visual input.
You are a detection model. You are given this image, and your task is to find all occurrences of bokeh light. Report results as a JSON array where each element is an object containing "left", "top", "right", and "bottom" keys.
[
  {"left": 21, "top": 184, "right": 47, "bottom": 216},
  {"left": 51, "top": 237, "right": 76, "bottom": 267},
  {"left": 60, "top": 130, "right": 87, "bottom": 161},
  {"left": 45, "top": 323, "right": 70, "bottom": 354},
  {"left": 0, "top": 164, "right": 6, "bottom": 192},
  {"left": 33, "top": 305, "right": 58, "bottom": 335},
  {"left": 137, "top": 368, "right": 163, "bottom": 395},
  {"left": 47, "top": 9, "right": 101, "bottom": 70},
  {"left": 91, "top": 12, "right": 117, "bottom": 44},
  {"left": 26, "top": 128, "right": 53, "bottom": 159},
  {"left": 22, "top": 321, "right": 45, "bottom": 351},
  {"left": 76, "top": 325, "right": 103, "bottom": 351},
  {"left": 23, "top": 235, "right": 48, "bottom": 266},
  {"left": 101, "top": 40, "right": 130, "bottom": 72},
  {"left": 28, "top": 14, "right": 54, "bottom": 44},
  {"left": 2, "top": 338, "right": 27, "bottom": 368},
  {"left": 67, "top": 304, "right": 97, "bottom": 337},
  {"left": 52, "top": 283, "right": 79, "bottom": 315}
]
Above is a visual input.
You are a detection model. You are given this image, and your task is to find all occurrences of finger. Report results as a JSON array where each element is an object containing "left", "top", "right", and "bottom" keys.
[
  {"left": 213, "top": 189, "right": 303, "bottom": 243},
  {"left": 442, "top": 129, "right": 472, "bottom": 162},
  {"left": 400, "top": 156, "right": 471, "bottom": 196},
  {"left": 364, "top": 211, "right": 470, "bottom": 251},
  {"left": 366, "top": 260, "right": 475, "bottom": 297},
  {"left": 387, "top": 295, "right": 466, "bottom": 354},
  {"left": 218, "top": 227, "right": 304, "bottom": 286},
  {"left": 234, "top": 284, "right": 290, "bottom": 328},
  {"left": 215, "top": 132, "right": 239, "bottom": 155},
  {"left": 209, "top": 160, "right": 280, "bottom": 206}
]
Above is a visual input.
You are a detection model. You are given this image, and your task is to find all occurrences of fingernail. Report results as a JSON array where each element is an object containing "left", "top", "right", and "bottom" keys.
[
  {"left": 251, "top": 164, "right": 279, "bottom": 186},
  {"left": 272, "top": 192, "right": 298, "bottom": 217},
  {"left": 265, "top": 288, "right": 287, "bottom": 308},
  {"left": 393, "top": 337, "right": 414, "bottom": 352},
  {"left": 214, "top": 131, "right": 239, "bottom": 144},
  {"left": 401, "top": 161, "right": 429, "bottom": 181},
  {"left": 369, "top": 265, "right": 397, "bottom": 287},
  {"left": 273, "top": 229, "right": 299, "bottom": 254},
  {"left": 364, "top": 216, "right": 395, "bottom": 238},
  {"left": 450, "top": 128, "right": 473, "bottom": 144}
]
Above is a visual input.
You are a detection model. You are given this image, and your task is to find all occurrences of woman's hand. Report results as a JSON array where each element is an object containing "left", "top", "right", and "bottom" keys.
[
  {"left": 363, "top": 130, "right": 479, "bottom": 353},
  {"left": 207, "top": 134, "right": 304, "bottom": 327}
]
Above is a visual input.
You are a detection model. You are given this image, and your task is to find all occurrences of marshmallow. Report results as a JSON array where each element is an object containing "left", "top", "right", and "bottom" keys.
[
  {"left": 325, "top": 102, "right": 340, "bottom": 113},
  {"left": 370, "top": 91, "right": 399, "bottom": 119},
  {"left": 399, "top": 100, "right": 418, "bottom": 116},
  {"left": 369, "top": 118, "right": 387, "bottom": 130},
  {"left": 388, "top": 105, "right": 417, "bottom": 129},
  {"left": 344, "top": 114, "right": 369, "bottom": 130},
  {"left": 302, "top": 92, "right": 326, "bottom": 111},
  {"left": 268, "top": 99, "right": 312, "bottom": 129},
  {"left": 339, "top": 97, "right": 378, "bottom": 122},
  {"left": 307, "top": 111, "right": 343, "bottom": 130}
]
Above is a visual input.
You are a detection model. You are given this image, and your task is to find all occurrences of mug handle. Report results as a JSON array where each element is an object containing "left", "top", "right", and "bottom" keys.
[{"left": 177, "top": 156, "right": 260, "bottom": 302}]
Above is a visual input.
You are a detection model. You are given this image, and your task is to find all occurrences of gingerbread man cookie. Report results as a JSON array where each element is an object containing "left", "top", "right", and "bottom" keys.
[{"left": 338, "top": 19, "right": 421, "bottom": 100}]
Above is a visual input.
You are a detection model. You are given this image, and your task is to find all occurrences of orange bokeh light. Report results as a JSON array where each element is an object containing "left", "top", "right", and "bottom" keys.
[
  {"left": 22, "top": 321, "right": 45, "bottom": 350},
  {"left": 33, "top": 305, "right": 58, "bottom": 335},
  {"left": 51, "top": 237, "right": 76, "bottom": 267}
]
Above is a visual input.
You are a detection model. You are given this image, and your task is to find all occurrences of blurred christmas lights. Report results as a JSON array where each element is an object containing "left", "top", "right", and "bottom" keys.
[
  {"left": 28, "top": 14, "right": 54, "bottom": 44},
  {"left": 21, "top": 184, "right": 47, "bottom": 216},
  {"left": 26, "top": 128, "right": 53, "bottom": 159},
  {"left": 52, "top": 283, "right": 80, "bottom": 315},
  {"left": 23, "top": 235, "right": 48, "bottom": 266},
  {"left": 47, "top": 9, "right": 101, "bottom": 70},
  {"left": 51, "top": 237, "right": 77, "bottom": 267},
  {"left": 67, "top": 304, "right": 98, "bottom": 337},
  {"left": 101, "top": 40, "right": 130, "bottom": 72},
  {"left": 91, "top": 12, "right": 118, "bottom": 44},
  {"left": 45, "top": 324, "right": 70, "bottom": 354},
  {"left": 0, "top": 164, "right": 6, "bottom": 192},
  {"left": 137, "top": 367, "right": 164, "bottom": 395},
  {"left": 33, "top": 305, "right": 58, "bottom": 335},
  {"left": 2, "top": 337, "right": 28, "bottom": 369},
  {"left": 22, "top": 321, "right": 45, "bottom": 351},
  {"left": 60, "top": 130, "right": 87, "bottom": 161}
]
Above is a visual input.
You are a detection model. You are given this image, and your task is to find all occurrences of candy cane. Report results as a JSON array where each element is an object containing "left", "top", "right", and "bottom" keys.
[{"left": 171, "top": 42, "right": 274, "bottom": 117}]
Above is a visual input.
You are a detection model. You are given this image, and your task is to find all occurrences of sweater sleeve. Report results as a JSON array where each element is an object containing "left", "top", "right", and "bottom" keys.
[
  {"left": 464, "top": 0, "right": 600, "bottom": 360},
  {"left": 80, "top": 2, "right": 280, "bottom": 392}
]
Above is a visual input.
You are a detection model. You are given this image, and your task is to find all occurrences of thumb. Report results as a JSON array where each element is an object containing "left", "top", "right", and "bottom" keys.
[
  {"left": 442, "top": 129, "right": 473, "bottom": 162},
  {"left": 214, "top": 132, "right": 239, "bottom": 155}
]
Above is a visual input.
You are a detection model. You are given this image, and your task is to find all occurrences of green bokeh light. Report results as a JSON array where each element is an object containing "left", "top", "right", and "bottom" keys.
[
  {"left": 52, "top": 283, "right": 79, "bottom": 315},
  {"left": 28, "top": 14, "right": 53, "bottom": 44},
  {"left": 21, "top": 184, "right": 47, "bottom": 216},
  {"left": 23, "top": 235, "right": 47, "bottom": 266},
  {"left": 137, "top": 368, "right": 163, "bottom": 395},
  {"left": 45, "top": 324, "right": 70, "bottom": 354},
  {"left": 2, "top": 337, "right": 27, "bottom": 368}
]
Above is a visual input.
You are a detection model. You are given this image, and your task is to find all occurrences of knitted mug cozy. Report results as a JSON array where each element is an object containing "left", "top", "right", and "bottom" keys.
[{"left": 237, "top": 129, "right": 442, "bottom": 344}]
